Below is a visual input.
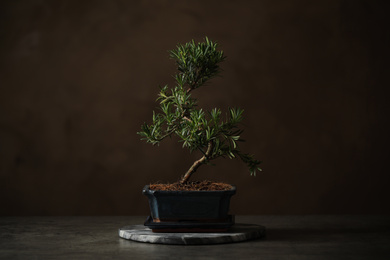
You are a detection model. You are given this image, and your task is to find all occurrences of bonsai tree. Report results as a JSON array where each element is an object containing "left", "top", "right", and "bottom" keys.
[{"left": 138, "top": 37, "right": 261, "bottom": 184}]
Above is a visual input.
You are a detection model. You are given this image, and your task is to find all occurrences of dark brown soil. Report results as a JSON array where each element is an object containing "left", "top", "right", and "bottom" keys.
[{"left": 149, "top": 180, "right": 233, "bottom": 191}]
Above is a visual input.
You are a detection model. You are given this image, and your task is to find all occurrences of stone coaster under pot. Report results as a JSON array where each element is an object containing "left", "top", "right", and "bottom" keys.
[{"left": 119, "top": 224, "right": 265, "bottom": 245}]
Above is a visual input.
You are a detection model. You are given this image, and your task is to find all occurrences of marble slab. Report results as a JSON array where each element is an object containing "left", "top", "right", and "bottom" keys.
[{"left": 119, "top": 224, "right": 266, "bottom": 245}]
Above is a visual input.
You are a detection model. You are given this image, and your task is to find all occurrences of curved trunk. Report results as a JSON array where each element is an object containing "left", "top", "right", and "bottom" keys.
[{"left": 180, "top": 141, "right": 214, "bottom": 184}]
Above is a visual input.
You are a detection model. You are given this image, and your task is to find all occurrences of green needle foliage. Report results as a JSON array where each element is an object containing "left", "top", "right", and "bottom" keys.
[{"left": 138, "top": 37, "right": 261, "bottom": 183}]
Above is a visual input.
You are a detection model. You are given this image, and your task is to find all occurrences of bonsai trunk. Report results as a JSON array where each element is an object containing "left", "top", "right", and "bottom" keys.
[{"left": 180, "top": 141, "right": 214, "bottom": 184}]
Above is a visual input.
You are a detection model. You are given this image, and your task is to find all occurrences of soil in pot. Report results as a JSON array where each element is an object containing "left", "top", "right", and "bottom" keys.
[{"left": 149, "top": 180, "right": 233, "bottom": 191}]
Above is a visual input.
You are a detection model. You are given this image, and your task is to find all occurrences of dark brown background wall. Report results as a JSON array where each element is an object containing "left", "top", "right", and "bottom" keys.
[{"left": 1, "top": 0, "right": 389, "bottom": 215}]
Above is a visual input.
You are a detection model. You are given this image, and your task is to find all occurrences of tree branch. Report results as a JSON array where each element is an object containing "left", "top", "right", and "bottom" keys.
[
  {"left": 180, "top": 141, "right": 214, "bottom": 184},
  {"left": 157, "top": 126, "right": 177, "bottom": 141}
]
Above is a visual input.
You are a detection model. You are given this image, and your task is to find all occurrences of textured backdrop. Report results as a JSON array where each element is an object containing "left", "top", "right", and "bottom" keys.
[{"left": 0, "top": 0, "right": 389, "bottom": 215}]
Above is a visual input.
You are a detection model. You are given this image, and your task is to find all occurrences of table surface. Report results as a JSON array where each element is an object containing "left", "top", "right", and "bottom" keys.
[{"left": 1, "top": 215, "right": 389, "bottom": 259}]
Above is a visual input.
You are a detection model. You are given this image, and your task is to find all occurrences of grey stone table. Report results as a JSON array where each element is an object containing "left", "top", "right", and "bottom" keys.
[
  {"left": 119, "top": 223, "right": 266, "bottom": 245},
  {"left": 1, "top": 216, "right": 390, "bottom": 259}
]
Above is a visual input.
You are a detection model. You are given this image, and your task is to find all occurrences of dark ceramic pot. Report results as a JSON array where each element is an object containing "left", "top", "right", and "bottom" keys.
[{"left": 142, "top": 185, "right": 236, "bottom": 221}]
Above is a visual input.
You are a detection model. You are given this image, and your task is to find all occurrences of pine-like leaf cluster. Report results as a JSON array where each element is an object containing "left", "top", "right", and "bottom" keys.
[{"left": 138, "top": 37, "right": 261, "bottom": 182}]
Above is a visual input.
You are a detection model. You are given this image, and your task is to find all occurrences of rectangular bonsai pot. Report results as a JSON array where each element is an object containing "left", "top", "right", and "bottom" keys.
[{"left": 142, "top": 185, "right": 236, "bottom": 221}]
